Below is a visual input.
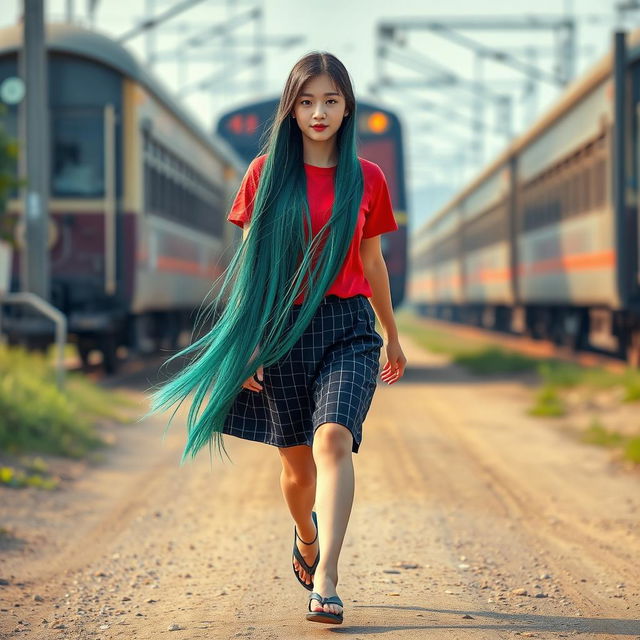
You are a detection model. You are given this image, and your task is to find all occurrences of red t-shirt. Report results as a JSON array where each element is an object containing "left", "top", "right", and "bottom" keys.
[{"left": 226, "top": 153, "right": 398, "bottom": 305}]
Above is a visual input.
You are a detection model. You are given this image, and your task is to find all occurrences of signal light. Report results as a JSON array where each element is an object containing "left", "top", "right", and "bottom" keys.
[
  {"left": 227, "top": 113, "right": 259, "bottom": 135},
  {"left": 366, "top": 111, "right": 389, "bottom": 134}
]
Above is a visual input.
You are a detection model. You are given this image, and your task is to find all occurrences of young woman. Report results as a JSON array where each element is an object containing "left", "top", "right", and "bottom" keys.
[{"left": 145, "top": 51, "right": 406, "bottom": 625}]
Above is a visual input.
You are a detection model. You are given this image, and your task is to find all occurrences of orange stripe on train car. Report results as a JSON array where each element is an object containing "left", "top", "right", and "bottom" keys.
[
  {"left": 467, "top": 267, "right": 512, "bottom": 283},
  {"left": 517, "top": 249, "right": 615, "bottom": 275},
  {"left": 413, "top": 250, "right": 616, "bottom": 290},
  {"left": 436, "top": 274, "right": 463, "bottom": 287},
  {"left": 156, "top": 256, "right": 221, "bottom": 280}
]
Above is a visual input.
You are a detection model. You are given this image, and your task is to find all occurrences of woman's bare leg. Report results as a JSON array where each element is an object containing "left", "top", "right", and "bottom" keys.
[
  {"left": 309, "top": 422, "right": 354, "bottom": 617},
  {"left": 278, "top": 444, "right": 318, "bottom": 586}
]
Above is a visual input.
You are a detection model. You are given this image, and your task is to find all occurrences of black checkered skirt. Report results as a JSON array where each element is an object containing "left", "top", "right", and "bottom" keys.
[{"left": 222, "top": 294, "right": 384, "bottom": 454}]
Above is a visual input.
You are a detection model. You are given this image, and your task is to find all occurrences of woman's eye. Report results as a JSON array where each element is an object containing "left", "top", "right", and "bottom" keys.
[{"left": 299, "top": 99, "right": 339, "bottom": 105}]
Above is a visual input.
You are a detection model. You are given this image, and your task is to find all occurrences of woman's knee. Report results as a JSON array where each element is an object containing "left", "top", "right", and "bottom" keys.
[
  {"left": 313, "top": 422, "right": 353, "bottom": 458},
  {"left": 279, "top": 445, "right": 316, "bottom": 486}
]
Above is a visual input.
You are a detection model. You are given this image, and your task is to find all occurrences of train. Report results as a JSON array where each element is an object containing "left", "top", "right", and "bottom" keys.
[
  {"left": 215, "top": 97, "right": 409, "bottom": 308},
  {"left": 0, "top": 23, "right": 246, "bottom": 372},
  {"left": 409, "top": 28, "right": 640, "bottom": 366}
]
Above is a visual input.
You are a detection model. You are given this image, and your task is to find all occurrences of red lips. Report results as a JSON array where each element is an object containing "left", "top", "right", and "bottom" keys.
[{"left": 312, "top": 125, "right": 328, "bottom": 130}]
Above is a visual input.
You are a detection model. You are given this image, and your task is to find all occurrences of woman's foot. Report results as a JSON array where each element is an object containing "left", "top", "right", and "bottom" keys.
[
  {"left": 293, "top": 516, "right": 319, "bottom": 586},
  {"left": 309, "top": 571, "right": 342, "bottom": 616}
]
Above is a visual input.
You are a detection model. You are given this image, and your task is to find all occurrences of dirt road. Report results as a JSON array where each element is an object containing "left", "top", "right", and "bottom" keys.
[{"left": 1, "top": 334, "right": 639, "bottom": 639}]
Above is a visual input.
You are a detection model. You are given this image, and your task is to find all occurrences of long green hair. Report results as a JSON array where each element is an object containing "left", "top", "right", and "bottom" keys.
[{"left": 140, "top": 51, "right": 364, "bottom": 465}]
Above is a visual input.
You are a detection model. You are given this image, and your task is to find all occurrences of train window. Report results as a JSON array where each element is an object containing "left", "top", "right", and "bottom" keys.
[
  {"left": 0, "top": 55, "right": 18, "bottom": 197},
  {"left": 168, "top": 176, "right": 175, "bottom": 216},
  {"left": 560, "top": 176, "right": 567, "bottom": 219},
  {"left": 144, "top": 164, "right": 151, "bottom": 212},
  {"left": 588, "top": 166, "right": 595, "bottom": 211},
  {"left": 574, "top": 172, "right": 582, "bottom": 214},
  {"left": 579, "top": 170, "right": 587, "bottom": 212},
  {"left": 564, "top": 172, "right": 571, "bottom": 217},
  {"left": 140, "top": 128, "right": 222, "bottom": 235},
  {"left": 51, "top": 109, "right": 104, "bottom": 197},
  {"left": 0, "top": 106, "right": 18, "bottom": 198},
  {"left": 545, "top": 191, "right": 551, "bottom": 225},
  {"left": 151, "top": 166, "right": 158, "bottom": 212},
  {"left": 157, "top": 171, "right": 164, "bottom": 214},
  {"left": 550, "top": 183, "right": 559, "bottom": 221},
  {"left": 593, "top": 158, "right": 605, "bottom": 207},
  {"left": 552, "top": 189, "right": 561, "bottom": 223}
]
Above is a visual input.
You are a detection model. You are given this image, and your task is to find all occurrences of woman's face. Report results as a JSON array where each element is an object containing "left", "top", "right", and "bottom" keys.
[{"left": 292, "top": 73, "right": 349, "bottom": 143}]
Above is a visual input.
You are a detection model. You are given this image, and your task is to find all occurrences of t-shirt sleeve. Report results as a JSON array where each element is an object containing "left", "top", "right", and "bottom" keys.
[
  {"left": 226, "top": 157, "right": 262, "bottom": 229},
  {"left": 362, "top": 165, "right": 399, "bottom": 238}
]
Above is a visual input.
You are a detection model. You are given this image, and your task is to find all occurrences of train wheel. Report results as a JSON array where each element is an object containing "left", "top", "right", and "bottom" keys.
[
  {"left": 624, "top": 330, "right": 640, "bottom": 369},
  {"left": 76, "top": 336, "right": 95, "bottom": 372},
  {"left": 167, "top": 312, "right": 181, "bottom": 351},
  {"left": 100, "top": 333, "right": 119, "bottom": 375}
]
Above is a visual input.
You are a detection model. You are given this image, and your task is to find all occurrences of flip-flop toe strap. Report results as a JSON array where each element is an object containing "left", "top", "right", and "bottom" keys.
[
  {"left": 308, "top": 592, "right": 325, "bottom": 611},
  {"left": 322, "top": 595, "right": 343, "bottom": 608},
  {"left": 293, "top": 544, "right": 319, "bottom": 574}
]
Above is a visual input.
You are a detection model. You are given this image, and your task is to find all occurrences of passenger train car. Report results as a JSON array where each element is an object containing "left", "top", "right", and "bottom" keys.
[
  {"left": 215, "top": 98, "right": 408, "bottom": 307},
  {"left": 0, "top": 23, "right": 245, "bottom": 372},
  {"left": 410, "top": 29, "right": 640, "bottom": 365}
]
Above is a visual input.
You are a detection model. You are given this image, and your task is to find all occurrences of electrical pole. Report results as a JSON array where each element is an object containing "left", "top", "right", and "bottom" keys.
[{"left": 19, "top": 0, "right": 49, "bottom": 300}]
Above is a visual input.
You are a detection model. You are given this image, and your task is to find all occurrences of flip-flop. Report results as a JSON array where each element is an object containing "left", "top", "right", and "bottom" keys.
[
  {"left": 292, "top": 510, "right": 319, "bottom": 591},
  {"left": 306, "top": 592, "right": 344, "bottom": 624}
]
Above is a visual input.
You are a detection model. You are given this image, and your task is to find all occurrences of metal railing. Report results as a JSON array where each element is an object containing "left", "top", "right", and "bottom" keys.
[{"left": 0, "top": 292, "right": 67, "bottom": 390}]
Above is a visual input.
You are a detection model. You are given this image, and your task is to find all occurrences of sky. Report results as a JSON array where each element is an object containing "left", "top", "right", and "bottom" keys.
[{"left": 0, "top": 0, "right": 633, "bottom": 229}]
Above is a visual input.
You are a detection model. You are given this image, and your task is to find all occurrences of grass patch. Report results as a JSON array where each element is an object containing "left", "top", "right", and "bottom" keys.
[
  {"left": 579, "top": 418, "right": 640, "bottom": 466},
  {"left": 623, "top": 437, "right": 640, "bottom": 464},
  {"left": 581, "top": 418, "right": 626, "bottom": 447},
  {"left": 0, "top": 464, "right": 59, "bottom": 489},
  {"left": 397, "top": 311, "right": 540, "bottom": 375},
  {"left": 454, "top": 346, "right": 537, "bottom": 375},
  {"left": 0, "top": 343, "right": 136, "bottom": 459},
  {"left": 527, "top": 384, "right": 566, "bottom": 417},
  {"left": 620, "top": 370, "right": 640, "bottom": 402},
  {"left": 395, "top": 314, "right": 480, "bottom": 358},
  {"left": 398, "top": 309, "right": 640, "bottom": 401}
]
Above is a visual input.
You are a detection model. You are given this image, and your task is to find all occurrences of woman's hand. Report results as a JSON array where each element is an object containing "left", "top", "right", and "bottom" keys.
[
  {"left": 242, "top": 364, "right": 264, "bottom": 392},
  {"left": 380, "top": 337, "right": 407, "bottom": 385},
  {"left": 243, "top": 343, "right": 264, "bottom": 392}
]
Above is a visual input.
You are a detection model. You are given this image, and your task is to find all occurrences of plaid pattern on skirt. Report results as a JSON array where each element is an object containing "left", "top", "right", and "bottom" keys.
[{"left": 222, "top": 294, "right": 384, "bottom": 453}]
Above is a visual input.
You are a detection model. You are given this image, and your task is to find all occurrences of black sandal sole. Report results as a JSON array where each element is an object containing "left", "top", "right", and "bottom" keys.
[
  {"left": 305, "top": 612, "right": 343, "bottom": 624},
  {"left": 306, "top": 592, "right": 343, "bottom": 624}
]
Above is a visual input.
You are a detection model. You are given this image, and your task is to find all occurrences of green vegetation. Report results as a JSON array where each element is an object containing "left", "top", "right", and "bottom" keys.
[
  {"left": 580, "top": 418, "right": 640, "bottom": 465},
  {"left": 397, "top": 310, "right": 640, "bottom": 465},
  {"left": 528, "top": 384, "right": 566, "bottom": 417},
  {"left": 581, "top": 418, "right": 626, "bottom": 448},
  {"left": 455, "top": 346, "right": 536, "bottom": 375},
  {"left": 394, "top": 311, "right": 483, "bottom": 358},
  {"left": 0, "top": 343, "right": 136, "bottom": 462},
  {"left": 0, "top": 459, "right": 59, "bottom": 489},
  {"left": 623, "top": 437, "right": 640, "bottom": 464},
  {"left": 396, "top": 310, "right": 640, "bottom": 399}
]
